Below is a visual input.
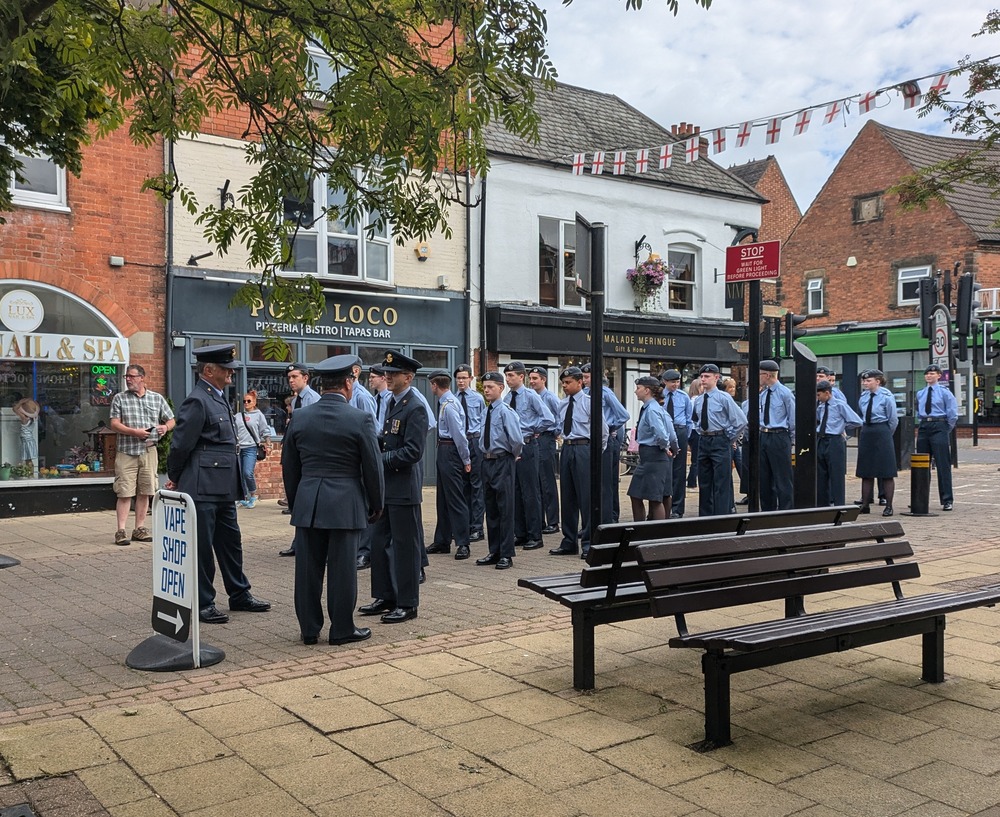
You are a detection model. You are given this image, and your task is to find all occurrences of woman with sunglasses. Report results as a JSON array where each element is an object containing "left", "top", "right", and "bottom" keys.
[{"left": 235, "top": 390, "right": 270, "bottom": 508}]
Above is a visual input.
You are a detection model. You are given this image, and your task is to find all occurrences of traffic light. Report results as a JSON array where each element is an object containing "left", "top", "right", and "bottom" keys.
[
  {"left": 784, "top": 312, "right": 807, "bottom": 358},
  {"left": 956, "top": 273, "right": 981, "bottom": 336},
  {"left": 760, "top": 320, "right": 773, "bottom": 360},
  {"left": 918, "top": 277, "right": 937, "bottom": 339},
  {"left": 984, "top": 320, "right": 1000, "bottom": 364},
  {"left": 953, "top": 332, "right": 970, "bottom": 363}
]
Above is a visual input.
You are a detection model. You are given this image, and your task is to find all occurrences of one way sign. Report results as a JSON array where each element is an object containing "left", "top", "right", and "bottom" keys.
[{"left": 152, "top": 596, "right": 191, "bottom": 643}]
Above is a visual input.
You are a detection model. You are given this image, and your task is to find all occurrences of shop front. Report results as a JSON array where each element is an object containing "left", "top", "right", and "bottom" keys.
[
  {"left": 0, "top": 282, "right": 130, "bottom": 516},
  {"left": 168, "top": 272, "right": 468, "bottom": 489}
]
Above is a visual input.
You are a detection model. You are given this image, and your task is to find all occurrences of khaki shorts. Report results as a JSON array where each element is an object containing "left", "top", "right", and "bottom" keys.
[{"left": 114, "top": 449, "right": 159, "bottom": 498}]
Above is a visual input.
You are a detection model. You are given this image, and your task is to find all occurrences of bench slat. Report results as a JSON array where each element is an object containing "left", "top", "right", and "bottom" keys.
[{"left": 648, "top": 563, "right": 921, "bottom": 617}]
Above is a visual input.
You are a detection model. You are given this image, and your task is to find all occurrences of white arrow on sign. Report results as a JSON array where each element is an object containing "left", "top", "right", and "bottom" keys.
[{"left": 157, "top": 608, "right": 185, "bottom": 635}]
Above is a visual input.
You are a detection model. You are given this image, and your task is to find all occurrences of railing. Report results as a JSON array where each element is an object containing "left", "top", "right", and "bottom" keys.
[{"left": 979, "top": 288, "right": 1000, "bottom": 317}]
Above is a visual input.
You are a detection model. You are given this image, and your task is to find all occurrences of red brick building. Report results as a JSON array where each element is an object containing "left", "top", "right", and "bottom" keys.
[{"left": 779, "top": 120, "right": 1000, "bottom": 423}]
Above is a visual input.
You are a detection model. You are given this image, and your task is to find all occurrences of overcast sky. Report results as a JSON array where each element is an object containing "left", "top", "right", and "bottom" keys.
[{"left": 536, "top": 1, "right": 995, "bottom": 212}]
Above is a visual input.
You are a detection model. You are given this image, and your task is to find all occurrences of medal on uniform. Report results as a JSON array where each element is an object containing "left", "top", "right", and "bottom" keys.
[{"left": 391, "top": 419, "right": 401, "bottom": 434}]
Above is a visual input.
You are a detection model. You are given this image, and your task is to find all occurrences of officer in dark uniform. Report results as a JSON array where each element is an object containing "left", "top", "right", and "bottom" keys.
[
  {"left": 166, "top": 344, "right": 270, "bottom": 624},
  {"left": 426, "top": 370, "right": 472, "bottom": 559},
  {"left": 359, "top": 351, "right": 427, "bottom": 624},
  {"left": 476, "top": 372, "right": 523, "bottom": 569},
  {"left": 282, "top": 355, "right": 383, "bottom": 645}
]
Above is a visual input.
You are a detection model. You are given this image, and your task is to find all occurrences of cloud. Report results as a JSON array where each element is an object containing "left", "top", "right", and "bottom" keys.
[{"left": 537, "top": 0, "right": 991, "bottom": 211}]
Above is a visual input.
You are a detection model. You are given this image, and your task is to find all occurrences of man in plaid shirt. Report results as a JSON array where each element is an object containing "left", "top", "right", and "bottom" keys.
[{"left": 109, "top": 365, "right": 175, "bottom": 546}]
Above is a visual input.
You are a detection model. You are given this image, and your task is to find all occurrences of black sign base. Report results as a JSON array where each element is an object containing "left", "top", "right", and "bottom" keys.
[
  {"left": 126, "top": 634, "right": 224, "bottom": 672},
  {"left": 0, "top": 554, "right": 20, "bottom": 569},
  {"left": 901, "top": 512, "right": 940, "bottom": 518}
]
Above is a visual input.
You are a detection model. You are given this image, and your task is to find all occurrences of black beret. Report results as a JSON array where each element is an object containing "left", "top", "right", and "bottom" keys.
[
  {"left": 527, "top": 366, "right": 548, "bottom": 379},
  {"left": 759, "top": 360, "right": 779, "bottom": 372},
  {"left": 285, "top": 362, "right": 309, "bottom": 376},
  {"left": 580, "top": 363, "right": 592, "bottom": 373},
  {"left": 428, "top": 369, "right": 452, "bottom": 381},
  {"left": 560, "top": 366, "right": 584, "bottom": 380},
  {"left": 860, "top": 368, "right": 885, "bottom": 380},
  {"left": 635, "top": 376, "right": 660, "bottom": 389},
  {"left": 503, "top": 361, "right": 526, "bottom": 374},
  {"left": 454, "top": 363, "right": 474, "bottom": 377},
  {"left": 660, "top": 369, "right": 681, "bottom": 382},
  {"left": 699, "top": 363, "right": 720, "bottom": 375},
  {"left": 481, "top": 371, "right": 504, "bottom": 385},
  {"left": 925, "top": 364, "right": 943, "bottom": 374},
  {"left": 816, "top": 366, "right": 834, "bottom": 376}
]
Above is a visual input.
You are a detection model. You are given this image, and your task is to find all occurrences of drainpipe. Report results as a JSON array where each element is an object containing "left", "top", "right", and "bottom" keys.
[
  {"left": 478, "top": 176, "right": 488, "bottom": 374},
  {"left": 164, "top": 137, "right": 176, "bottom": 400}
]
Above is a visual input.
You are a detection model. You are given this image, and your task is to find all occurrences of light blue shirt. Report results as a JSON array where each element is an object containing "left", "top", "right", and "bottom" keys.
[
  {"left": 412, "top": 387, "right": 437, "bottom": 431},
  {"left": 351, "top": 382, "right": 379, "bottom": 423},
  {"left": 584, "top": 385, "right": 630, "bottom": 429},
  {"left": 635, "top": 398, "right": 677, "bottom": 451},
  {"left": 375, "top": 387, "right": 392, "bottom": 435},
  {"left": 816, "top": 398, "right": 863, "bottom": 436},
  {"left": 479, "top": 400, "right": 523, "bottom": 458},
  {"left": 558, "top": 392, "right": 609, "bottom": 450},
  {"left": 296, "top": 384, "right": 321, "bottom": 408},
  {"left": 505, "top": 385, "right": 554, "bottom": 437},
  {"left": 859, "top": 387, "right": 898, "bottom": 433},
  {"left": 535, "top": 387, "right": 562, "bottom": 434},
  {"left": 456, "top": 386, "right": 486, "bottom": 436},
  {"left": 436, "top": 390, "right": 470, "bottom": 464},
  {"left": 759, "top": 381, "right": 796, "bottom": 435},
  {"left": 663, "top": 386, "right": 693, "bottom": 430},
  {"left": 692, "top": 387, "right": 747, "bottom": 442},
  {"left": 916, "top": 383, "right": 958, "bottom": 429}
]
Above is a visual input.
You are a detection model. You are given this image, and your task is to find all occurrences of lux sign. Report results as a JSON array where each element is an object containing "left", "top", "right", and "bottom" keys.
[{"left": 0, "top": 290, "right": 44, "bottom": 333}]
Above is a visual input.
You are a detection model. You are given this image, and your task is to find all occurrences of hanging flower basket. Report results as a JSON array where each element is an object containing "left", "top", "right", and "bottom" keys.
[{"left": 626, "top": 258, "right": 666, "bottom": 311}]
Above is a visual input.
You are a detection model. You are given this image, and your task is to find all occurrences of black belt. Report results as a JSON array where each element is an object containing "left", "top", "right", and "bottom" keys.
[
  {"left": 466, "top": 432, "right": 481, "bottom": 438},
  {"left": 539, "top": 430, "right": 557, "bottom": 436},
  {"left": 699, "top": 430, "right": 726, "bottom": 437},
  {"left": 760, "top": 427, "right": 789, "bottom": 434},
  {"left": 609, "top": 426, "right": 622, "bottom": 434},
  {"left": 438, "top": 438, "right": 455, "bottom": 445},
  {"left": 864, "top": 421, "right": 889, "bottom": 427},
  {"left": 482, "top": 451, "right": 511, "bottom": 460},
  {"left": 920, "top": 417, "right": 947, "bottom": 423},
  {"left": 819, "top": 433, "right": 842, "bottom": 438},
  {"left": 562, "top": 438, "right": 590, "bottom": 446}
]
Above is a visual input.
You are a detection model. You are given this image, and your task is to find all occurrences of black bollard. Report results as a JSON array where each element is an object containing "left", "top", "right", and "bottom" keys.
[{"left": 904, "top": 452, "right": 936, "bottom": 517}]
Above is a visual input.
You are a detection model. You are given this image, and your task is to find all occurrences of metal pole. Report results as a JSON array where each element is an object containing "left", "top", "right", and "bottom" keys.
[
  {"left": 793, "top": 342, "right": 818, "bottom": 508},
  {"left": 589, "top": 224, "right": 606, "bottom": 540},
  {"left": 746, "top": 280, "right": 761, "bottom": 513}
]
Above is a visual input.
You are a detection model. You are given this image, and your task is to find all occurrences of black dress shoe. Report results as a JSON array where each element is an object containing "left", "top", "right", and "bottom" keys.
[
  {"left": 858, "top": 505, "right": 871, "bottom": 514},
  {"left": 420, "top": 568, "right": 426, "bottom": 584},
  {"left": 279, "top": 547, "right": 295, "bottom": 557},
  {"left": 476, "top": 554, "right": 500, "bottom": 566},
  {"left": 580, "top": 548, "right": 590, "bottom": 560},
  {"left": 669, "top": 512, "right": 682, "bottom": 519},
  {"left": 882, "top": 506, "right": 894, "bottom": 517},
  {"left": 549, "top": 547, "right": 577, "bottom": 556},
  {"left": 426, "top": 543, "right": 451, "bottom": 554},
  {"left": 229, "top": 594, "right": 271, "bottom": 612},
  {"left": 329, "top": 627, "right": 372, "bottom": 645},
  {"left": 469, "top": 531, "right": 484, "bottom": 542},
  {"left": 522, "top": 540, "right": 543, "bottom": 550},
  {"left": 356, "top": 554, "right": 371, "bottom": 570},
  {"left": 541, "top": 525, "right": 560, "bottom": 535},
  {"left": 495, "top": 557, "right": 513, "bottom": 570},
  {"left": 199, "top": 605, "right": 229, "bottom": 624},
  {"left": 359, "top": 598, "right": 394, "bottom": 615},
  {"left": 513, "top": 538, "right": 527, "bottom": 548},
  {"left": 381, "top": 607, "right": 417, "bottom": 624},
  {"left": 281, "top": 508, "right": 291, "bottom": 515},
  {"left": 455, "top": 545, "right": 470, "bottom": 560},
  {"left": 735, "top": 497, "right": 749, "bottom": 505},
  {"left": 878, "top": 498, "right": 887, "bottom": 506},
  {"left": 942, "top": 503, "right": 954, "bottom": 511},
  {"left": 302, "top": 635, "right": 318, "bottom": 645}
]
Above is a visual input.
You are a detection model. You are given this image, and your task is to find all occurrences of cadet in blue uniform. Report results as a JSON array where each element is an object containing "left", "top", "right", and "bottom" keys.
[
  {"left": 454, "top": 364, "right": 486, "bottom": 542},
  {"left": 551, "top": 367, "right": 608, "bottom": 558},
  {"left": 816, "top": 380, "right": 863, "bottom": 506},
  {"left": 359, "top": 351, "right": 427, "bottom": 624},
  {"left": 582, "top": 363, "right": 630, "bottom": 523},
  {"left": 628, "top": 376, "right": 677, "bottom": 521},
  {"left": 282, "top": 355, "right": 383, "bottom": 645},
  {"left": 476, "top": 372, "right": 523, "bottom": 569},
  {"left": 856, "top": 369, "right": 898, "bottom": 516},
  {"left": 349, "top": 361, "right": 379, "bottom": 422},
  {"left": 504, "top": 361, "right": 554, "bottom": 550},
  {"left": 427, "top": 370, "right": 473, "bottom": 559},
  {"left": 660, "top": 370, "right": 692, "bottom": 518},
  {"left": 528, "top": 366, "right": 561, "bottom": 534},
  {"left": 691, "top": 364, "right": 747, "bottom": 517},
  {"left": 916, "top": 363, "right": 958, "bottom": 511},
  {"left": 757, "top": 360, "right": 795, "bottom": 511},
  {"left": 166, "top": 344, "right": 271, "bottom": 624}
]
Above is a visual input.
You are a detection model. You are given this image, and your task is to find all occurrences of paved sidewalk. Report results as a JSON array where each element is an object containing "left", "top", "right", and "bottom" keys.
[{"left": 0, "top": 444, "right": 999, "bottom": 815}]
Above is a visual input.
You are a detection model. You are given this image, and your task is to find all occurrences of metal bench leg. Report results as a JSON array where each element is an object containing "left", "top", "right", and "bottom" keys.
[
  {"left": 922, "top": 616, "right": 945, "bottom": 683},
  {"left": 572, "top": 608, "right": 596, "bottom": 690},
  {"left": 702, "top": 651, "right": 733, "bottom": 749}
]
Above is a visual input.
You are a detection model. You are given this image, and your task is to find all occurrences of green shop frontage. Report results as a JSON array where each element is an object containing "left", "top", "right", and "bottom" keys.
[{"left": 796, "top": 321, "right": 995, "bottom": 427}]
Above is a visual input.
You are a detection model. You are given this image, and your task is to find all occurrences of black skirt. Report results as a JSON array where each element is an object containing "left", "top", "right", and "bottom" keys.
[
  {"left": 628, "top": 445, "right": 671, "bottom": 500},
  {"left": 855, "top": 422, "right": 897, "bottom": 478}
]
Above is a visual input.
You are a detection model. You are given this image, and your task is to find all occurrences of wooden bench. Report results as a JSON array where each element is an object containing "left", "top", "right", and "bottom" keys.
[
  {"left": 517, "top": 505, "right": 859, "bottom": 691},
  {"left": 635, "top": 520, "right": 1000, "bottom": 750}
]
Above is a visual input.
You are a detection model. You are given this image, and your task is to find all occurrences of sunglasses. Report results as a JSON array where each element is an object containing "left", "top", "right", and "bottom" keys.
[{"left": 243, "top": 399, "right": 253, "bottom": 404}]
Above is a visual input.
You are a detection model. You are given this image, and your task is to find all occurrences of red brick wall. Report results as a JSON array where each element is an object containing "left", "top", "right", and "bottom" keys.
[{"left": 781, "top": 121, "right": 978, "bottom": 329}]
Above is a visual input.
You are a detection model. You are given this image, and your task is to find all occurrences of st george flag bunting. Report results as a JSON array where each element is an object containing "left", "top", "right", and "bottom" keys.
[
  {"left": 591, "top": 151, "right": 605, "bottom": 175},
  {"left": 736, "top": 122, "right": 752, "bottom": 148},
  {"left": 635, "top": 148, "right": 649, "bottom": 173},
  {"left": 900, "top": 81, "right": 921, "bottom": 109},
  {"left": 571, "top": 153, "right": 586, "bottom": 175},
  {"left": 928, "top": 73, "right": 951, "bottom": 95},
  {"left": 858, "top": 90, "right": 878, "bottom": 115},
  {"left": 684, "top": 136, "right": 700, "bottom": 163},
  {"left": 793, "top": 110, "right": 811, "bottom": 136},
  {"left": 658, "top": 144, "right": 673, "bottom": 169},
  {"left": 612, "top": 150, "right": 627, "bottom": 175},
  {"left": 712, "top": 128, "right": 726, "bottom": 154},
  {"left": 765, "top": 117, "right": 781, "bottom": 145},
  {"left": 823, "top": 100, "right": 843, "bottom": 125}
]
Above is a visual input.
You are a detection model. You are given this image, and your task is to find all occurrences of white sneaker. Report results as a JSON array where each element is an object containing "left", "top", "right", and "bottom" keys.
[{"left": 245, "top": 496, "right": 258, "bottom": 509}]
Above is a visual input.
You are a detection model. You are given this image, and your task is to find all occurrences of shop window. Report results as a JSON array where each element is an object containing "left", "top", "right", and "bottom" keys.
[
  {"left": 304, "top": 343, "right": 351, "bottom": 363},
  {"left": 245, "top": 367, "right": 294, "bottom": 436},
  {"left": 666, "top": 248, "right": 696, "bottom": 311},
  {"left": 357, "top": 345, "right": 394, "bottom": 366},
  {"left": 897, "top": 265, "right": 930, "bottom": 306},
  {"left": 411, "top": 347, "right": 449, "bottom": 370},
  {"left": 281, "top": 173, "right": 391, "bottom": 285},
  {"left": 9, "top": 151, "right": 68, "bottom": 212},
  {"left": 538, "top": 217, "right": 582, "bottom": 310},
  {"left": 807, "top": 278, "right": 824, "bottom": 315}
]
